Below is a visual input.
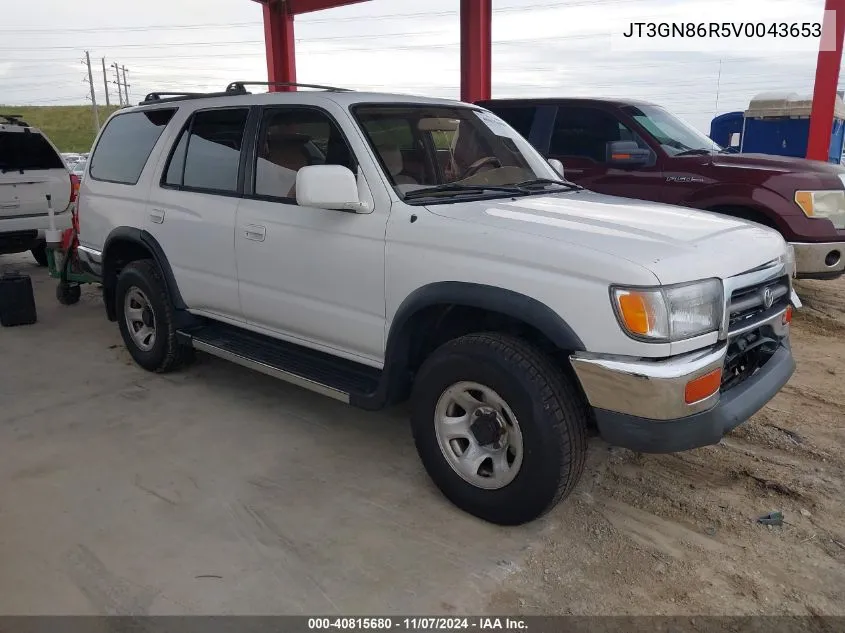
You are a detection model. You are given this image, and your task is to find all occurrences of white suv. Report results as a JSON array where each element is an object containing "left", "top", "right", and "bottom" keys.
[
  {"left": 76, "top": 83, "right": 798, "bottom": 525},
  {"left": 1, "top": 114, "right": 74, "bottom": 265}
]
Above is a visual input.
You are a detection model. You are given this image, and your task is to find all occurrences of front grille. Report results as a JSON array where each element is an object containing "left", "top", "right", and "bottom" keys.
[{"left": 728, "top": 275, "right": 789, "bottom": 333}]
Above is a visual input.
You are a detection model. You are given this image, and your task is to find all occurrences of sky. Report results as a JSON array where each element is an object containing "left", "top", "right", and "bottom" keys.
[{"left": 0, "top": 0, "right": 837, "bottom": 134}]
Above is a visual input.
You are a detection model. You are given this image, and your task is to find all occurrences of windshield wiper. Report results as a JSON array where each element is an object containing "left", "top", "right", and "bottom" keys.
[
  {"left": 403, "top": 183, "right": 526, "bottom": 200},
  {"left": 673, "top": 148, "right": 714, "bottom": 157},
  {"left": 512, "top": 177, "right": 583, "bottom": 191}
]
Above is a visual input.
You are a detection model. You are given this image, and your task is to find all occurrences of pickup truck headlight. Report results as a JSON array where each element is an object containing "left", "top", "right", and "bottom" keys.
[
  {"left": 794, "top": 190, "right": 845, "bottom": 229},
  {"left": 611, "top": 278, "right": 723, "bottom": 342}
]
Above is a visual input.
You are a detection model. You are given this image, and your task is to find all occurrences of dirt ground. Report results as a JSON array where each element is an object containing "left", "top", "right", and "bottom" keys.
[
  {"left": 1, "top": 255, "right": 843, "bottom": 617},
  {"left": 490, "top": 277, "right": 845, "bottom": 617}
]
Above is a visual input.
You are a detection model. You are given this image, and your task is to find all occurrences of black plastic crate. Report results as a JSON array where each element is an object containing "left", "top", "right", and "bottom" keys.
[{"left": 0, "top": 272, "right": 37, "bottom": 326}]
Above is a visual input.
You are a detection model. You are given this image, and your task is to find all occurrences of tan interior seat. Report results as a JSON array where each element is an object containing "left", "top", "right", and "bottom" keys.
[{"left": 380, "top": 146, "right": 417, "bottom": 185}]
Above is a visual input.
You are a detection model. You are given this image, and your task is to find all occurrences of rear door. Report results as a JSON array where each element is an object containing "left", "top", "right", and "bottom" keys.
[{"left": 0, "top": 127, "right": 70, "bottom": 219}]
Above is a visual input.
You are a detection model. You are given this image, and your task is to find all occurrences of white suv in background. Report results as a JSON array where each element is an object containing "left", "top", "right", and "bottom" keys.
[
  {"left": 75, "top": 83, "right": 798, "bottom": 525},
  {"left": 1, "top": 114, "right": 74, "bottom": 266}
]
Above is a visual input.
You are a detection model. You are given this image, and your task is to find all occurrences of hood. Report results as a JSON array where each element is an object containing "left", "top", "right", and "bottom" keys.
[
  {"left": 709, "top": 152, "right": 845, "bottom": 177},
  {"left": 426, "top": 190, "right": 787, "bottom": 285}
]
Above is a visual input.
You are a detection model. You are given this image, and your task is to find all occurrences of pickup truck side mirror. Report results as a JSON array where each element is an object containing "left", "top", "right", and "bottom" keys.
[
  {"left": 606, "top": 141, "right": 651, "bottom": 167},
  {"left": 296, "top": 165, "right": 370, "bottom": 213},
  {"left": 547, "top": 158, "right": 565, "bottom": 178}
]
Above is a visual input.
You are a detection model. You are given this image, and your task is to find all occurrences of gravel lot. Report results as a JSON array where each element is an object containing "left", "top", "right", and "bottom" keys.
[{"left": 1, "top": 254, "right": 843, "bottom": 616}]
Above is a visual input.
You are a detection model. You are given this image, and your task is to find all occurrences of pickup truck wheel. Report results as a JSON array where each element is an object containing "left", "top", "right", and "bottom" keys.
[
  {"left": 410, "top": 333, "right": 587, "bottom": 525},
  {"left": 115, "top": 259, "right": 190, "bottom": 373}
]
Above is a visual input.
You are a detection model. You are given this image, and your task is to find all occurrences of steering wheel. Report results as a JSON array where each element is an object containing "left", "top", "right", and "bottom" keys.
[{"left": 464, "top": 156, "right": 502, "bottom": 178}]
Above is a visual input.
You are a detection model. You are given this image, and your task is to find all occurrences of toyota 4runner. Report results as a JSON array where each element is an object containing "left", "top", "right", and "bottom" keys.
[{"left": 75, "top": 83, "right": 798, "bottom": 525}]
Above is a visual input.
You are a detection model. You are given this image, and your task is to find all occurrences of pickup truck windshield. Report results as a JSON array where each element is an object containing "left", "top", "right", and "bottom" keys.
[
  {"left": 621, "top": 104, "right": 723, "bottom": 157},
  {"left": 353, "top": 104, "right": 564, "bottom": 200}
]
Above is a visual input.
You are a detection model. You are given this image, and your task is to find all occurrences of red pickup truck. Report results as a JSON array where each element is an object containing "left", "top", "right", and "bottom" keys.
[{"left": 477, "top": 97, "right": 845, "bottom": 279}]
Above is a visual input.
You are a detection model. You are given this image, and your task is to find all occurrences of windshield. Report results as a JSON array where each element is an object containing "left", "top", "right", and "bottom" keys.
[
  {"left": 621, "top": 104, "right": 723, "bottom": 156},
  {"left": 352, "top": 104, "right": 563, "bottom": 200}
]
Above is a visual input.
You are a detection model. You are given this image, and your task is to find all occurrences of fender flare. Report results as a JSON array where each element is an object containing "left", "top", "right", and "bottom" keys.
[
  {"left": 353, "top": 282, "right": 585, "bottom": 410},
  {"left": 102, "top": 226, "right": 186, "bottom": 311}
]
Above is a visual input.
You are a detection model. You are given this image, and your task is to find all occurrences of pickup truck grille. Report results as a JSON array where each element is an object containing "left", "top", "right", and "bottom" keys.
[{"left": 727, "top": 275, "right": 790, "bottom": 333}]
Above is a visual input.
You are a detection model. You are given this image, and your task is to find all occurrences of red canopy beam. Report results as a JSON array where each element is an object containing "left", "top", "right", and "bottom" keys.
[
  {"left": 807, "top": 0, "right": 845, "bottom": 161},
  {"left": 262, "top": 1, "right": 296, "bottom": 91},
  {"left": 256, "top": 0, "right": 494, "bottom": 101},
  {"left": 460, "top": 0, "right": 492, "bottom": 103}
]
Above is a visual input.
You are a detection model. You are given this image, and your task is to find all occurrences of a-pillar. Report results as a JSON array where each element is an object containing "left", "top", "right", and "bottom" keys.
[
  {"left": 262, "top": 0, "right": 296, "bottom": 91},
  {"left": 807, "top": 0, "right": 845, "bottom": 161},
  {"left": 460, "top": 0, "right": 492, "bottom": 103}
]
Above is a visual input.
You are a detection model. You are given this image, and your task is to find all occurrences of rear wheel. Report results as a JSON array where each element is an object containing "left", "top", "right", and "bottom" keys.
[
  {"left": 115, "top": 259, "right": 191, "bottom": 373},
  {"left": 410, "top": 333, "right": 588, "bottom": 525},
  {"left": 31, "top": 243, "right": 48, "bottom": 267}
]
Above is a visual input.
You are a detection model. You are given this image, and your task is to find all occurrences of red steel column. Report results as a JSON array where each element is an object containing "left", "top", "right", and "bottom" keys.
[
  {"left": 807, "top": 0, "right": 845, "bottom": 161},
  {"left": 262, "top": 0, "right": 296, "bottom": 91},
  {"left": 460, "top": 0, "right": 492, "bottom": 103}
]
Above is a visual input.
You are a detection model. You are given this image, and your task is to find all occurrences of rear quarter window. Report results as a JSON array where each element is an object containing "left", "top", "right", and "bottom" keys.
[
  {"left": 0, "top": 131, "right": 63, "bottom": 172},
  {"left": 89, "top": 108, "right": 176, "bottom": 185}
]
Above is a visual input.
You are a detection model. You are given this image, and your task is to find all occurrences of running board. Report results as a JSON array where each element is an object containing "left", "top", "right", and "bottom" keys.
[{"left": 177, "top": 322, "right": 382, "bottom": 404}]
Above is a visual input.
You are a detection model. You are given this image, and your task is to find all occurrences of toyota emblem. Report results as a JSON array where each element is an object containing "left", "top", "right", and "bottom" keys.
[{"left": 762, "top": 286, "right": 774, "bottom": 309}]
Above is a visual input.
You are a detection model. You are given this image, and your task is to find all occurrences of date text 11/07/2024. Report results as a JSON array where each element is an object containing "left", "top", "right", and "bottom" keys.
[
  {"left": 307, "top": 618, "right": 528, "bottom": 631},
  {"left": 621, "top": 22, "right": 822, "bottom": 38}
]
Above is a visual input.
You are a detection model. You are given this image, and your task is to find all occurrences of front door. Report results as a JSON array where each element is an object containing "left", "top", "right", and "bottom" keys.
[
  {"left": 234, "top": 105, "right": 387, "bottom": 366},
  {"left": 546, "top": 105, "right": 663, "bottom": 202}
]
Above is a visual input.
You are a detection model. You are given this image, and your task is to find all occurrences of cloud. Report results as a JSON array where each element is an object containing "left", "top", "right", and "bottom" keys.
[{"left": 0, "top": 0, "right": 830, "bottom": 132}]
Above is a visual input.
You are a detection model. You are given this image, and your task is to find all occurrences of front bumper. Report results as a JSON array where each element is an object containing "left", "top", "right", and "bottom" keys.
[
  {"left": 790, "top": 241, "right": 845, "bottom": 279},
  {"left": 570, "top": 307, "right": 794, "bottom": 453}
]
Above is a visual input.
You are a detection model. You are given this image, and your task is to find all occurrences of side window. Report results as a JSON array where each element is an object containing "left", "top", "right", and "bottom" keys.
[
  {"left": 90, "top": 108, "right": 175, "bottom": 184},
  {"left": 550, "top": 107, "right": 646, "bottom": 163},
  {"left": 254, "top": 107, "right": 355, "bottom": 201},
  {"left": 485, "top": 106, "right": 536, "bottom": 138},
  {"left": 163, "top": 108, "right": 248, "bottom": 193}
]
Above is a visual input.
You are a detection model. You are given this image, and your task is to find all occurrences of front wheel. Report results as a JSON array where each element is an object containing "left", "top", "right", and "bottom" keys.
[
  {"left": 115, "top": 259, "right": 191, "bottom": 373},
  {"left": 410, "top": 333, "right": 588, "bottom": 525}
]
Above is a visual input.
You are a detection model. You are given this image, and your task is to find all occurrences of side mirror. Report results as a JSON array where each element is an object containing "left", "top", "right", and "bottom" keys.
[
  {"left": 606, "top": 141, "right": 651, "bottom": 167},
  {"left": 547, "top": 158, "right": 565, "bottom": 178},
  {"left": 296, "top": 165, "right": 370, "bottom": 213}
]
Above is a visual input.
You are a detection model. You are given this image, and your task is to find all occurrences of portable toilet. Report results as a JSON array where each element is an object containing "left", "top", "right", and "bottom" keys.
[
  {"left": 740, "top": 92, "right": 845, "bottom": 163},
  {"left": 709, "top": 111, "right": 744, "bottom": 151}
]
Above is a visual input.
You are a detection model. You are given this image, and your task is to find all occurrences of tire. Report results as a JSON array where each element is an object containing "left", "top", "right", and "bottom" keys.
[
  {"left": 115, "top": 259, "right": 191, "bottom": 373},
  {"left": 410, "top": 333, "right": 588, "bottom": 525},
  {"left": 56, "top": 282, "right": 81, "bottom": 305},
  {"left": 31, "top": 243, "right": 48, "bottom": 267}
]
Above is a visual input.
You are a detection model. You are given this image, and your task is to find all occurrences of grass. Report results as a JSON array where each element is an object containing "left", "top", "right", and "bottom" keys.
[{"left": 0, "top": 105, "right": 121, "bottom": 153}]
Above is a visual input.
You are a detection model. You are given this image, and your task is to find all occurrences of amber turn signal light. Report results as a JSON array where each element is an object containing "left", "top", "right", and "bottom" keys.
[
  {"left": 684, "top": 368, "right": 722, "bottom": 405},
  {"left": 783, "top": 305, "right": 793, "bottom": 324}
]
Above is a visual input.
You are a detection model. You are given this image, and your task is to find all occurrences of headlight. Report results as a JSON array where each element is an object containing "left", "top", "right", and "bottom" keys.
[
  {"left": 611, "top": 278, "right": 723, "bottom": 342},
  {"left": 794, "top": 190, "right": 845, "bottom": 229}
]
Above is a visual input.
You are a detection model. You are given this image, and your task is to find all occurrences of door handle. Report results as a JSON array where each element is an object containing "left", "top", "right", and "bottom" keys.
[
  {"left": 150, "top": 208, "right": 165, "bottom": 224},
  {"left": 243, "top": 224, "right": 266, "bottom": 242}
]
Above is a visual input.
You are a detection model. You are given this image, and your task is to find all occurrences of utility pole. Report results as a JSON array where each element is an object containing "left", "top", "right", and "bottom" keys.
[
  {"left": 101, "top": 57, "right": 110, "bottom": 107},
  {"left": 112, "top": 61, "right": 123, "bottom": 106},
  {"left": 84, "top": 51, "right": 100, "bottom": 132},
  {"left": 121, "top": 66, "right": 130, "bottom": 104}
]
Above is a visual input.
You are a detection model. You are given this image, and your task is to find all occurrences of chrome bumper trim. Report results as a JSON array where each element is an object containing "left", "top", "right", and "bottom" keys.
[
  {"left": 571, "top": 307, "right": 790, "bottom": 421},
  {"left": 790, "top": 241, "right": 845, "bottom": 276}
]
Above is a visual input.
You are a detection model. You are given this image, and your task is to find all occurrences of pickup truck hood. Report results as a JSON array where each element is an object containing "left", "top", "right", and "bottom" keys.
[
  {"left": 709, "top": 152, "right": 845, "bottom": 177},
  {"left": 426, "top": 190, "right": 787, "bottom": 285}
]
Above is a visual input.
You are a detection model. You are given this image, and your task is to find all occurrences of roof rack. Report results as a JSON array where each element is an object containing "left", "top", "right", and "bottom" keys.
[
  {"left": 225, "top": 81, "right": 350, "bottom": 93},
  {"left": 0, "top": 113, "right": 30, "bottom": 127},
  {"left": 140, "top": 88, "right": 248, "bottom": 105},
  {"left": 139, "top": 81, "right": 349, "bottom": 106}
]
